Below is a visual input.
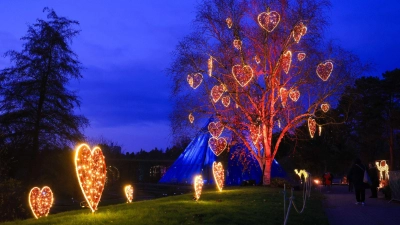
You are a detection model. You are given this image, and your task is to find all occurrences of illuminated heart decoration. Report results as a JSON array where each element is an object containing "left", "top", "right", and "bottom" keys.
[
  {"left": 75, "top": 144, "right": 107, "bottom": 212},
  {"left": 188, "top": 113, "right": 194, "bottom": 123},
  {"left": 293, "top": 22, "right": 307, "bottom": 43},
  {"left": 232, "top": 64, "right": 254, "bottom": 87},
  {"left": 226, "top": 17, "right": 233, "bottom": 29},
  {"left": 257, "top": 11, "right": 280, "bottom": 32},
  {"left": 316, "top": 61, "right": 333, "bottom": 81},
  {"left": 280, "top": 87, "right": 288, "bottom": 107},
  {"left": 308, "top": 118, "right": 316, "bottom": 138},
  {"left": 187, "top": 73, "right": 203, "bottom": 89},
  {"left": 282, "top": 51, "right": 292, "bottom": 74},
  {"left": 194, "top": 175, "right": 204, "bottom": 200},
  {"left": 250, "top": 125, "right": 261, "bottom": 145},
  {"left": 233, "top": 39, "right": 242, "bottom": 50},
  {"left": 208, "top": 57, "right": 213, "bottom": 77},
  {"left": 29, "top": 186, "right": 53, "bottom": 219},
  {"left": 297, "top": 53, "right": 306, "bottom": 61},
  {"left": 221, "top": 96, "right": 230, "bottom": 107},
  {"left": 212, "top": 162, "right": 225, "bottom": 191},
  {"left": 208, "top": 121, "right": 224, "bottom": 138},
  {"left": 125, "top": 185, "right": 134, "bottom": 203},
  {"left": 321, "top": 103, "right": 330, "bottom": 113},
  {"left": 208, "top": 137, "right": 227, "bottom": 156},
  {"left": 254, "top": 55, "right": 261, "bottom": 64},
  {"left": 211, "top": 84, "right": 226, "bottom": 102},
  {"left": 289, "top": 89, "right": 300, "bottom": 102}
]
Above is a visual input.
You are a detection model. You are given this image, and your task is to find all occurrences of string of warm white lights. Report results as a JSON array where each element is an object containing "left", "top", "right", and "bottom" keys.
[
  {"left": 194, "top": 175, "right": 204, "bottom": 200},
  {"left": 29, "top": 186, "right": 54, "bottom": 219},
  {"left": 212, "top": 162, "right": 225, "bottom": 192}
]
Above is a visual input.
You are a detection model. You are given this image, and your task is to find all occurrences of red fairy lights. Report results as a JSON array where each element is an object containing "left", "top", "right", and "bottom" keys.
[
  {"left": 232, "top": 64, "right": 253, "bottom": 87},
  {"left": 293, "top": 22, "right": 307, "bottom": 43},
  {"left": 187, "top": 73, "right": 203, "bottom": 89},
  {"left": 321, "top": 103, "right": 330, "bottom": 113},
  {"left": 211, "top": 84, "right": 226, "bottom": 102},
  {"left": 208, "top": 121, "right": 224, "bottom": 138},
  {"left": 308, "top": 118, "right": 316, "bottom": 138},
  {"left": 221, "top": 96, "right": 231, "bottom": 107},
  {"left": 297, "top": 52, "right": 306, "bottom": 61},
  {"left": 188, "top": 113, "right": 194, "bottom": 123},
  {"left": 282, "top": 51, "right": 292, "bottom": 74},
  {"left": 125, "top": 185, "right": 134, "bottom": 203},
  {"left": 75, "top": 144, "right": 107, "bottom": 212},
  {"left": 29, "top": 186, "right": 54, "bottom": 219},
  {"left": 233, "top": 39, "right": 242, "bottom": 50},
  {"left": 257, "top": 11, "right": 280, "bottom": 32},
  {"left": 280, "top": 87, "right": 288, "bottom": 107},
  {"left": 289, "top": 89, "right": 300, "bottom": 102},
  {"left": 212, "top": 162, "right": 225, "bottom": 192},
  {"left": 226, "top": 17, "right": 233, "bottom": 29},
  {"left": 250, "top": 125, "right": 262, "bottom": 145},
  {"left": 208, "top": 137, "right": 227, "bottom": 156},
  {"left": 208, "top": 57, "right": 213, "bottom": 77},
  {"left": 316, "top": 61, "right": 333, "bottom": 81},
  {"left": 193, "top": 175, "right": 204, "bottom": 200}
]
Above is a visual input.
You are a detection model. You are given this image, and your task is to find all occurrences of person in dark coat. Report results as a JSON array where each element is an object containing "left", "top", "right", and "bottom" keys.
[
  {"left": 348, "top": 158, "right": 367, "bottom": 205},
  {"left": 368, "top": 162, "right": 379, "bottom": 198}
]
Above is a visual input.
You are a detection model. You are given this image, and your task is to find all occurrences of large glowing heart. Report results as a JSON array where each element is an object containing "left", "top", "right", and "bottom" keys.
[
  {"left": 282, "top": 51, "right": 292, "bottom": 74},
  {"left": 75, "top": 144, "right": 107, "bottom": 212},
  {"left": 187, "top": 73, "right": 203, "bottom": 89},
  {"left": 29, "top": 186, "right": 53, "bottom": 219},
  {"left": 213, "top": 162, "right": 225, "bottom": 192},
  {"left": 308, "top": 118, "right": 316, "bottom": 138},
  {"left": 208, "top": 137, "right": 227, "bottom": 156},
  {"left": 321, "top": 103, "right": 330, "bottom": 113},
  {"left": 211, "top": 84, "right": 226, "bottom": 103},
  {"left": 280, "top": 87, "right": 288, "bottom": 107},
  {"left": 257, "top": 11, "right": 280, "bottom": 32},
  {"left": 289, "top": 89, "right": 300, "bottom": 102},
  {"left": 250, "top": 125, "right": 261, "bottom": 145},
  {"left": 233, "top": 39, "right": 242, "bottom": 50},
  {"left": 226, "top": 17, "right": 233, "bottom": 29},
  {"left": 208, "top": 121, "right": 224, "bottom": 138},
  {"left": 208, "top": 57, "right": 213, "bottom": 77},
  {"left": 293, "top": 22, "right": 307, "bottom": 43},
  {"left": 221, "top": 96, "right": 230, "bottom": 107},
  {"left": 297, "top": 52, "right": 306, "bottom": 61},
  {"left": 232, "top": 64, "right": 253, "bottom": 87},
  {"left": 125, "top": 185, "right": 134, "bottom": 203},
  {"left": 194, "top": 175, "right": 204, "bottom": 200},
  {"left": 316, "top": 61, "right": 333, "bottom": 81}
]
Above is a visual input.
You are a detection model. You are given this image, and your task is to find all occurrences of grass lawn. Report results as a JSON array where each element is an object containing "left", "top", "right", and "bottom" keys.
[{"left": 4, "top": 186, "right": 328, "bottom": 225}]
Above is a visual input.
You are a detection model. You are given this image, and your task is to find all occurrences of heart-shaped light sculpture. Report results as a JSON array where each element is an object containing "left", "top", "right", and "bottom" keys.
[
  {"left": 125, "top": 185, "right": 134, "bottom": 203},
  {"left": 308, "top": 117, "right": 316, "bottom": 138},
  {"left": 233, "top": 39, "right": 242, "bottom": 50},
  {"left": 257, "top": 11, "right": 280, "bottom": 32},
  {"left": 208, "top": 137, "right": 227, "bottom": 156},
  {"left": 75, "top": 144, "right": 107, "bottom": 212},
  {"left": 188, "top": 113, "right": 194, "bottom": 123},
  {"left": 226, "top": 17, "right": 233, "bottom": 29},
  {"left": 193, "top": 175, "right": 204, "bottom": 201},
  {"left": 289, "top": 89, "right": 300, "bottom": 102},
  {"left": 232, "top": 64, "right": 254, "bottom": 87},
  {"left": 321, "top": 103, "right": 330, "bottom": 113},
  {"left": 208, "top": 57, "right": 213, "bottom": 77},
  {"left": 282, "top": 51, "right": 292, "bottom": 74},
  {"left": 208, "top": 121, "right": 224, "bottom": 138},
  {"left": 254, "top": 55, "right": 261, "bottom": 64},
  {"left": 250, "top": 125, "right": 261, "bottom": 145},
  {"left": 316, "top": 61, "right": 333, "bottom": 81},
  {"left": 221, "top": 96, "right": 230, "bottom": 107},
  {"left": 29, "top": 186, "right": 53, "bottom": 219},
  {"left": 293, "top": 22, "right": 307, "bottom": 43},
  {"left": 280, "top": 87, "right": 288, "bottom": 107},
  {"left": 212, "top": 162, "right": 225, "bottom": 192},
  {"left": 187, "top": 73, "right": 203, "bottom": 89},
  {"left": 297, "top": 52, "right": 306, "bottom": 61},
  {"left": 211, "top": 84, "right": 226, "bottom": 103}
]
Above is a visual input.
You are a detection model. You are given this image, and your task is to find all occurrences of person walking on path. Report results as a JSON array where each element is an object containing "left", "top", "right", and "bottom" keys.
[
  {"left": 368, "top": 162, "right": 379, "bottom": 198},
  {"left": 348, "top": 158, "right": 367, "bottom": 205}
]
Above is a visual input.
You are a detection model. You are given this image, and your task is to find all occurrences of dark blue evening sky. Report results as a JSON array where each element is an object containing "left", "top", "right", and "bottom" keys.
[{"left": 0, "top": 0, "right": 399, "bottom": 152}]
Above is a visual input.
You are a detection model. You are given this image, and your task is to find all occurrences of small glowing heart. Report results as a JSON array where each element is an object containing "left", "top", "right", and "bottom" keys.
[
  {"left": 289, "top": 89, "right": 300, "bottom": 102},
  {"left": 29, "top": 186, "right": 53, "bottom": 219},
  {"left": 226, "top": 17, "right": 233, "bottom": 29},
  {"left": 125, "top": 185, "right": 134, "bottom": 203},
  {"left": 282, "top": 51, "right": 292, "bottom": 74},
  {"left": 221, "top": 96, "right": 230, "bottom": 107},
  {"left": 308, "top": 118, "right": 316, "bottom": 138},
  {"left": 187, "top": 73, "right": 203, "bottom": 89},
  {"left": 188, "top": 113, "right": 194, "bottom": 123},
  {"left": 316, "top": 61, "right": 333, "bottom": 81},
  {"left": 293, "top": 22, "right": 307, "bottom": 43},
  {"left": 321, "top": 103, "right": 330, "bottom": 113},
  {"left": 233, "top": 39, "right": 242, "bottom": 50},
  {"left": 211, "top": 84, "right": 226, "bottom": 103},
  {"left": 297, "top": 52, "right": 306, "bottom": 61}
]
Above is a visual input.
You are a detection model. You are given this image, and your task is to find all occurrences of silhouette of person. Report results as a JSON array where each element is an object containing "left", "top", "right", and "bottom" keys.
[
  {"left": 368, "top": 162, "right": 379, "bottom": 198},
  {"left": 348, "top": 158, "right": 367, "bottom": 206}
]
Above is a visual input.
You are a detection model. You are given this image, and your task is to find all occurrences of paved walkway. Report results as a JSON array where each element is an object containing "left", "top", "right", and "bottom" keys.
[{"left": 322, "top": 185, "right": 400, "bottom": 225}]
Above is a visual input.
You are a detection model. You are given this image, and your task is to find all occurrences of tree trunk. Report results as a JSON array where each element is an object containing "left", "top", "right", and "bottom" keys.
[{"left": 263, "top": 157, "right": 272, "bottom": 185}]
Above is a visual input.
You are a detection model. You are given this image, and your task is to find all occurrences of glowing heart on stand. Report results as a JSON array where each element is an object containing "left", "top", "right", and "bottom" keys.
[
  {"left": 29, "top": 186, "right": 53, "bottom": 219},
  {"left": 187, "top": 73, "right": 203, "bottom": 89},
  {"left": 293, "top": 22, "right": 307, "bottom": 43},
  {"left": 125, "top": 185, "right": 134, "bottom": 203},
  {"left": 193, "top": 175, "right": 204, "bottom": 201},
  {"left": 257, "top": 11, "right": 280, "bottom": 32},
  {"left": 208, "top": 137, "right": 227, "bottom": 156},
  {"left": 211, "top": 84, "right": 226, "bottom": 102},
  {"left": 308, "top": 118, "right": 316, "bottom": 138},
  {"left": 75, "top": 144, "right": 107, "bottom": 212},
  {"left": 316, "top": 61, "right": 333, "bottom": 81},
  {"left": 208, "top": 121, "right": 224, "bottom": 138},
  {"left": 232, "top": 65, "right": 253, "bottom": 87},
  {"left": 289, "top": 89, "right": 300, "bottom": 102},
  {"left": 321, "top": 103, "right": 330, "bottom": 113},
  {"left": 212, "top": 162, "right": 225, "bottom": 191},
  {"left": 282, "top": 51, "right": 292, "bottom": 74},
  {"left": 221, "top": 96, "right": 231, "bottom": 107}
]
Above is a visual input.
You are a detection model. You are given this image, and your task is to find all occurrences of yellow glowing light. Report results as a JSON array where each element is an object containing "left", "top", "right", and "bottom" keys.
[
  {"left": 289, "top": 89, "right": 300, "bottom": 102},
  {"left": 314, "top": 179, "right": 320, "bottom": 185},
  {"left": 308, "top": 117, "right": 316, "bottom": 138},
  {"left": 211, "top": 84, "right": 226, "bottom": 103},
  {"left": 257, "top": 11, "right": 280, "bottom": 32},
  {"left": 293, "top": 22, "right": 307, "bottom": 43},
  {"left": 316, "top": 61, "right": 333, "bottom": 81},
  {"left": 294, "top": 169, "right": 309, "bottom": 179},
  {"left": 297, "top": 52, "right": 306, "bottom": 61},
  {"left": 208, "top": 121, "right": 224, "bottom": 138},
  {"left": 208, "top": 57, "right": 213, "bottom": 77},
  {"left": 250, "top": 125, "right": 261, "bottom": 145},
  {"left": 188, "top": 113, "right": 194, "bottom": 123},
  {"left": 282, "top": 50, "right": 292, "bottom": 74},
  {"left": 221, "top": 96, "right": 230, "bottom": 107},
  {"left": 194, "top": 175, "right": 204, "bottom": 201},
  {"left": 233, "top": 39, "right": 242, "bottom": 50},
  {"left": 226, "top": 17, "right": 233, "bottom": 29},
  {"left": 254, "top": 55, "right": 261, "bottom": 64},
  {"left": 280, "top": 87, "right": 288, "bottom": 107},
  {"left": 208, "top": 136, "right": 227, "bottom": 156},
  {"left": 321, "top": 103, "right": 330, "bottom": 113},
  {"left": 75, "top": 143, "right": 107, "bottom": 212},
  {"left": 212, "top": 162, "right": 225, "bottom": 192},
  {"left": 318, "top": 125, "right": 322, "bottom": 136},
  {"left": 124, "top": 185, "right": 134, "bottom": 203},
  {"left": 29, "top": 186, "right": 54, "bottom": 219},
  {"left": 232, "top": 64, "right": 253, "bottom": 87},
  {"left": 376, "top": 160, "right": 389, "bottom": 181},
  {"left": 187, "top": 73, "right": 203, "bottom": 89}
]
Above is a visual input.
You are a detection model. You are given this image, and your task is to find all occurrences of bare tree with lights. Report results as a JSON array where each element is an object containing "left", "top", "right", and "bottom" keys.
[{"left": 169, "top": 0, "right": 365, "bottom": 185}]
